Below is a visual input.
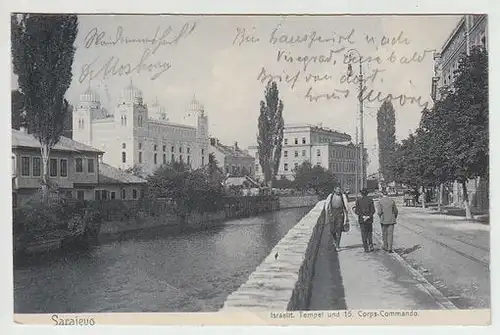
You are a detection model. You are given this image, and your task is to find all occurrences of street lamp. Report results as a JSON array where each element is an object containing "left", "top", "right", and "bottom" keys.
[{"left": 346, "top": 48, "right": 366, "bottom": 194}]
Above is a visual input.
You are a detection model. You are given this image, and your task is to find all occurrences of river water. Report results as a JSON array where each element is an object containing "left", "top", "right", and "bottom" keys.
[{"left": 14, "top": 207, "right": 312, "bottom": 313}]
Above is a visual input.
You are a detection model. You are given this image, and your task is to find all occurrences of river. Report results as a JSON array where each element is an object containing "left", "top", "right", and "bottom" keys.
[{"left": 14, "top": 207, "right": 312, "bottom": 313}]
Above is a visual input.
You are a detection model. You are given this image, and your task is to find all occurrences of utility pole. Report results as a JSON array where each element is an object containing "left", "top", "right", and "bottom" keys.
[
  {"left": 358, "top": 60, "right": 366, "bottom": 189},
  {"left": 347, "top": 48, "right": 366, "bottom": 190},
  {"left": 355, "top": 127, "right": 359, "bottom": 197}
]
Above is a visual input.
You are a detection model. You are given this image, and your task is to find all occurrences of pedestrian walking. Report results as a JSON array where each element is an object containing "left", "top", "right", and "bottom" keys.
[
  {"left": 325, "top": 186, "right": 350, "bottom": 252},
  {"left": 354, "top": 188, "right": 375, "bottom": 252},
  {"left": 376, "top": 189, "right": 399, "bottom": 253}
]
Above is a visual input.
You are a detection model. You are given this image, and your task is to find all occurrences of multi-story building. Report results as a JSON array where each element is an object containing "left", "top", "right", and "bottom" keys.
[
  {"left": 432, "top": 15, "right": 487, "bottom": 101},
  {"left": 432, "top": 14, "right": 488, "bottom": 211},
  {"left": 12, "top": 128, "right": 103, "bottom": 205},
  {"left": 209, "top": 138, "right": 255, "bottom": 177},
  {"left": 248, "top": 123, "right": 364, "bottom": 191},
  {"left": 72, "top": 81, "right": 209, "bottom": 176},
  {"left": 12, "top": 128, "right": 147, "bottom": 206}
]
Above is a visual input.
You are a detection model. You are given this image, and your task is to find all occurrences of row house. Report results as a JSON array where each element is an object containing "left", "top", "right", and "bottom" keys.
[{"left": 12, "top": 128, "right": 147, "bottom": 206}]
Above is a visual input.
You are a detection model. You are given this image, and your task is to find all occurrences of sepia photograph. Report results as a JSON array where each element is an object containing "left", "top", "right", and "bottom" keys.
[{"left": 9, "top": 10, "right": 490, "bottom": 325}]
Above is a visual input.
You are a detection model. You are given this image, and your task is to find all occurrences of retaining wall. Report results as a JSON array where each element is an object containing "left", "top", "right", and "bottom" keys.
[
  {"left": 221, "top": 200, "right": 326, "bottom": 311},
  {"left": 278, "top": 195, "right": 319, "bottom": 209}
]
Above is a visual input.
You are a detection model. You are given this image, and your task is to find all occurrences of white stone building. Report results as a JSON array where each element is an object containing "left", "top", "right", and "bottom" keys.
[
  {"left": 248, "top": 123, "right": 364, "bottom": 191},
  {"left": 72, "top": 81, "right": 209, "bottom": 176}
]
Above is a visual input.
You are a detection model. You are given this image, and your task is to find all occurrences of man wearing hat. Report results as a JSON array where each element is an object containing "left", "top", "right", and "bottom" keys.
[
  {"left": 376, "top": 188, "right": 399, "bottom": 253},
  {"left": 354, "top": 188, "right": 376, "bottom": 252}
]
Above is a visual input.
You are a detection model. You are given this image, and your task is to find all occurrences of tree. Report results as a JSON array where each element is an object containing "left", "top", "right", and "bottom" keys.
[
  {"left": 273, "top": 175, "right": 293, "bottom": 189},
  {"left": 12, "top": 14, "right": 79, "bottom": 202},
  {"left": 124, "top": 164, "right": 145, "bottom": 178},
  {"left": 147, "top": 162, "right": 224, "bottom": 223},
  {"left": 257, "top": 80, "right": 284, "bottom": 188},
  {"left": 389, "top": 46, "right": 488, "bottom": 217},
  {"left": 11, "top": 90, "right": 25, "bottom": 130},
  {"left": 442, "top": 46, "right": 488, "bottom": 218},
  {"left": 206, "top": 153, "right": 224, "bottom": 184},
  {"left": 63, "top": 104, "right": 74, "bottom": 139},
  {"left": 377, "top": 100, "right": 397, "bottom": 183},
  {"left": 293, "top": 161, "right": 338, "bottom": 198}
]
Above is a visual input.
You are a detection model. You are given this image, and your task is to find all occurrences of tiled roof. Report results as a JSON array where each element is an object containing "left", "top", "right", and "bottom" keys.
[
  {"left": 224, "top": 176, "right": 260, "bottom": 187},
  {"left": 12, "top": 129, "right": 104, "bottom": 153},
  {"left": 99, "top": 163, "right": 147, "bottom": 184},
  {"left": 212, "top": 143, "right": 253, "bottom": 158}
]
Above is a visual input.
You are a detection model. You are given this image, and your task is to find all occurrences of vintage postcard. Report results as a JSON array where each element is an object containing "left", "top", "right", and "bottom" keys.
[{"left": 8, "top": 9, "right": 491, "bottom": 328}]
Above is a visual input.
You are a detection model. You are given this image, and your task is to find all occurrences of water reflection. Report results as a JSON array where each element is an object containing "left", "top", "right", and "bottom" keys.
[{"left": 14, "top": 207, "right": 312, "bottom": 313}]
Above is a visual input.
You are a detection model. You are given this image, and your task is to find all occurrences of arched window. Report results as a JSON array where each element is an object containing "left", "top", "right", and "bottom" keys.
[
  {"left": 124, "top": 115, "right": 127, "bottom": 126},
  {"left": 138, "top": 115, "right": 143, "bottom": 127},
  {"left": 122, "top": 151, "right": 126, "bottom": 163},
  {"left": 122, "top": 143, "right": 126, "bottom": 149}
]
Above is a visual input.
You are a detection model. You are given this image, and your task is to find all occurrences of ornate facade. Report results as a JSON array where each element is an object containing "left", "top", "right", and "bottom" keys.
[{"left": 73, "top": 81, "right": 209, "bottom": 176}]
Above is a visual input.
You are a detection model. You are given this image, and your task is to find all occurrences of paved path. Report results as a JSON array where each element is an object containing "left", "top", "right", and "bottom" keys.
[
  {"left": 384, "top": 203, "right": 490, "bottom": 309},
  {"left": 308, "top": 203, "right": 452, "bottom": 310}
]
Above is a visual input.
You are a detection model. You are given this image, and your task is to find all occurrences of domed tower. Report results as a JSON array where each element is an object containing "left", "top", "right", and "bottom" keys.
[
  {"left": 189, "top": 95, "right": 207, "bottom": 138},
  {"left": 190, "top": 95, "right": 209, "bottom": 167},
  {"left": 115, "top": 78, "right": 148, "bottom": 131},
  {"left": 150, "top": 97, "right": 168, "bottom": 121},
  {"left": 118, "top": 78, "right": 144, "bottom": 105},
  {"left": 73, "top": 87, "right": 101, "bottom": 145}
]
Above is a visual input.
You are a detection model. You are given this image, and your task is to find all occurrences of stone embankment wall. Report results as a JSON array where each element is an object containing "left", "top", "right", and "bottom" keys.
[
  {"left": 99, "top": 196, "right": 280, "bottom": 236},
  {"left": 221, "top": 200, "right": 326, "bottom": 311},
  {"left": 278, "top": 195, "right": 319, "bottom": 209}
]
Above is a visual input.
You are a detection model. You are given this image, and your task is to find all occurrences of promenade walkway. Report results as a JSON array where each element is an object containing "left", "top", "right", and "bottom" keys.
[{"left": 308, "top": 202, "right": 455, "bottom": 310}]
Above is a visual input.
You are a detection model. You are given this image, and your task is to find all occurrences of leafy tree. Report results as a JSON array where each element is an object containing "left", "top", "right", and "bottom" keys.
[
  {"left": 147, "top": 162, "right": 224, "bottom": 223},
  {"left": 63, "top": 104, "right": 73, "bottom": 139},
  {"left": 377, "top": 100, "right": 396, "bottom": 183},
  {"left": 12, "top": 14, "right": 79, "bottom": 202},
  {"left": 206, "top": 153, "right": 224, "bottom": 184},
  {"left": 273, "top": 175, "right": 293, "bottom": 189},
  {"left": 293, "top": 161, "right": 338, "bottom": 198},
  {"left": 11, "top": 90, "right": 25, "bottom": 130},
  {"left": 124, "top": 164, "right": 145, "bottom": 178},
  {"left": 390, "top": 46, "right": 488, "bottom": 217},
  {"left": 442, "top": 46, "right": 488, "bottom": 218},
  {"left": 257, "top": 80, "right": 284, "bottom": 188}
]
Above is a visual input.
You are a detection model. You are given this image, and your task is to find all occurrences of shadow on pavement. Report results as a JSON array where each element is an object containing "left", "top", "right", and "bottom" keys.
[
  {"left": 395, "top": 244, "right": 422, "bottom": 256},
  {"left": 306, "top": 226, "right": 347, "bottom": 310},
  {"left": 341, "top": 243, "right": 365, "bottom": 251}
]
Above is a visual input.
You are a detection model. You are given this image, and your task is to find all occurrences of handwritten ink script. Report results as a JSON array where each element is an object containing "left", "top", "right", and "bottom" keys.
[
  {"left": 79, "top": 22, "right": 197, "bottom": 83},
  {"left": 232, "top": 24, "right": 434, "bottom": 109}
]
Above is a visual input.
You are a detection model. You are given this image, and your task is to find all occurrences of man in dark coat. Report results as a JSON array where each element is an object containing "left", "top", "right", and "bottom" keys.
[{"left": 354, "top": 188, "right": 376, "bottom": 252}]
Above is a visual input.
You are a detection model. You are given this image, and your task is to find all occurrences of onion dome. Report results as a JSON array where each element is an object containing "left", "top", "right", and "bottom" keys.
[
  {"left": 119, "top": 78, "right": 143, "bottom": 104},
  {"left": 189, "top": 95, "right": 204, "bottom": 112},
  {"left": 80, "top": 87, "right": 100, "bottom": 103},
  {"left": 152, "top": 97, "right": 167, "bottom": 120}
]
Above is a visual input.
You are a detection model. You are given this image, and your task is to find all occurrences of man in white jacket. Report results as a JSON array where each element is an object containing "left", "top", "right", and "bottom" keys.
[{"left": 325, "top": 186, "right": 350, "bottom": 251}]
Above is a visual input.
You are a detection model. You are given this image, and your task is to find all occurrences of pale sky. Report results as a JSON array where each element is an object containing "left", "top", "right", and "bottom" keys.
[{"left": 11, "top": 14, "right": 461, "bottom": 174}]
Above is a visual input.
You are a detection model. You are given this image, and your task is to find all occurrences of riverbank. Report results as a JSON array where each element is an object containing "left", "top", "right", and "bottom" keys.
[
  {"left": 221, "top": 200, "right": 326, "bottom": 311},
  {"left": 14, "top": 207, "right": 313, "bottom": 313},
  {"left": 16, "top": 195, "right": 321, "bottom": 256}
]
